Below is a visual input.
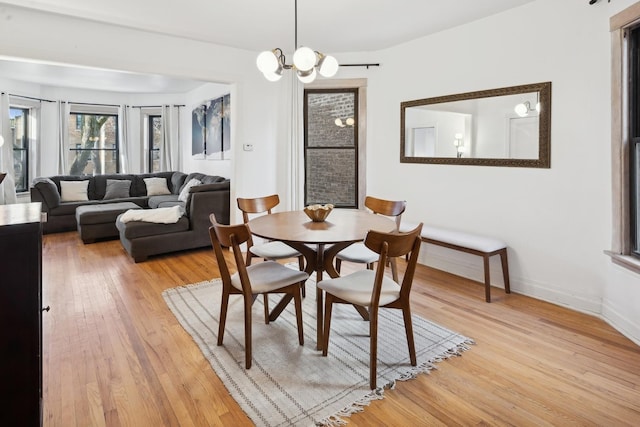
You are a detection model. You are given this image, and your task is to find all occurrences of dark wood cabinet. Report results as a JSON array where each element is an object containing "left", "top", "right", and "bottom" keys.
[{"left": 0, "top": 203, "right": 43, "bottom": 426}]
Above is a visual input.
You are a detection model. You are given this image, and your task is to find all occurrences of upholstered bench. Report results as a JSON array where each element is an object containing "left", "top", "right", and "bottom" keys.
[
  {"left": 400, "top": 221, "right": 510, "bottom": 302},
  {"left": 76, "top": 202, "right": 142, "bottom": 244}
]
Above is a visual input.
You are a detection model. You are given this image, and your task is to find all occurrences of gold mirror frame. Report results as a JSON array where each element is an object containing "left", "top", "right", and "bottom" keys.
[{"left": 400, "top": 82, "right": 551, "bottom": 168}]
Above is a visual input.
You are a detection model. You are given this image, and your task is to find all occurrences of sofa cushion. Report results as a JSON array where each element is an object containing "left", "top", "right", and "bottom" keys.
[
  {"left": 116, "top": 214, "right": 190, "bottom": 239},
  {"left": 189, "top": 181, "right": 230, "bottom": 193},
  {"left": 148, "top": 194, "right": 180, "bottom": 209},
  {"left": 179, "top": 173, "right": 225, "bottom": 192},
  {"left": 60, "top": 180, "right": 89, "bottom": 202},
  {"left": 144, "top": 177, "right": 171, "bottom": 196},
  {"left": 33, "top": 178, "right": 61, "bottom": 208},
  {"left": 132, "top": 172, "right": 176, "bottom": 196},
  {"left": 171, "top": 172, "right": 187, "bottom": 195},
  {"left": 76, "top": 202, "right": 142, "bottom": 225},
  {"left": 178, "top": 178, "right": 201, "bottom": 203},
  {"left": 92, "top": 175, "right": 135, "bottom": 199},
  {"left": 104, "top": 179, "right": 132, "bottom": 200}
]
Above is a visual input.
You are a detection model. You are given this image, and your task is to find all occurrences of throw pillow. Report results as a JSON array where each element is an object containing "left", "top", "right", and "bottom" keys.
[
  {"left": 60, "top": 180, "right": 89, "bottom": 202},
  {"left": 178, "top": 178, "right": 202, "bottom": 203},
  {"left": 104, "top": 179, "right": 131, "bottom": 200},
  {"left": 144, "top": 177, "right": 171, "bottom": 196}
]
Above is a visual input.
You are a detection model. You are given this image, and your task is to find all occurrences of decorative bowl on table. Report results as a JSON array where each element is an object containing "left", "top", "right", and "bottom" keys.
[{"left": 304, "top": 204, "right": 334, "bottom": 222}]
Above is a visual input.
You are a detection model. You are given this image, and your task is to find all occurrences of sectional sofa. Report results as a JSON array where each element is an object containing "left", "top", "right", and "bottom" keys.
[{"left": 30, "top": 171, "right": 230, "bottom": 261}]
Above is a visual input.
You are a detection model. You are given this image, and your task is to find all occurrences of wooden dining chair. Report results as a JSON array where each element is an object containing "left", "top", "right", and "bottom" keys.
[
  {"left": 209, "top": 221, "right": 309, "bottom": 369},
  {"left": 237, "top": 195, "right": 307, "bottom": 321},
  {"left": 318, "top": 223, "right": 423, "bottom": 389},
  {"left": 237, "top": 195, "right": 305, "bottom": 270},
  {"left": 335, "top": 196, "right": 406, "bottom": 282}
]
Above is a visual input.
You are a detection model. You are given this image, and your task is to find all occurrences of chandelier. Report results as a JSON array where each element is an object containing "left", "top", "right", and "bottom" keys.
[{"left": 256, "top": 0, "right": 339, "bottom": 83}]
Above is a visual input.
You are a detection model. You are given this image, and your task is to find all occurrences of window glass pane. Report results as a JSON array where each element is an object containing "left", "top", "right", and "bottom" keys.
[
  {"left": 67, "top": 113, "right": 118, "bottom": 175},
  {"left": 305, "top": 149, "right": 356, "bottom": 206},
  {"left": 306, "top": 92, "right": 355, "bottom": 148},
  {"left": 149, "top": 115, "right": 162, "bottom": 172},
  {"left": 9, "top": 107, "right": 28, "bottom": 192}
]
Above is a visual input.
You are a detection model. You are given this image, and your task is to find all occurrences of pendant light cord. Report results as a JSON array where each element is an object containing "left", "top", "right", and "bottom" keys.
[{"left": 294, "top": 0, "right": 298, "bottom": 50}]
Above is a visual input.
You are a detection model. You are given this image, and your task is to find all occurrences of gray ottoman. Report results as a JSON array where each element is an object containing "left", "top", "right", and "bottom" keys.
[{"left": 76, "top": 202, "right": 142, "bottom": 244}]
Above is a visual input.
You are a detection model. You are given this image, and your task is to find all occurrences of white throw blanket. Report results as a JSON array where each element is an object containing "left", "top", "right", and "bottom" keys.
[{"left": 120, "top": 206, "right": 183, "bottom": 224}]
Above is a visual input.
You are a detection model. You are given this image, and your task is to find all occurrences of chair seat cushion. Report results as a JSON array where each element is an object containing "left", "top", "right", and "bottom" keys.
[
  {"left": 400, "top": 221, "right": 506, "bottom": 253},
  {"left": 250, "top": 241, "right": 301, "bottom": 260},
  {"left": 317, "top": 270, "right": 400, "bottom": 307},
  {"left": 231, "top": 261, "right": 309, "bottom": 293},
  {"left": 336, "top": 242, "right": 378, "bottom": 264}
]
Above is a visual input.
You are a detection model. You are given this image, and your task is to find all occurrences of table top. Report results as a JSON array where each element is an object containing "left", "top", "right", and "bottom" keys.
[{"left": 248, "top": 209, "right": 396, "bottom": 244}]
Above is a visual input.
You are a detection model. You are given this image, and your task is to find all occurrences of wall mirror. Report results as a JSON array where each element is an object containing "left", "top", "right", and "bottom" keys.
[{"left": 400, "top": 82, "right": 551, "bottom": 168}]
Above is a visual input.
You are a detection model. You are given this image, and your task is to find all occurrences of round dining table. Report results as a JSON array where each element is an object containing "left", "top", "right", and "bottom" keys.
[{"left": 248, "top": 209, "right": 395, "bottom": 349}]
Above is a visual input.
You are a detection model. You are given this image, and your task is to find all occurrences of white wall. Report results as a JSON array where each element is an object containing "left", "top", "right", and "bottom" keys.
[
  {"left": 1, "top": 0, "right": 638, "bottom": 343},
  {"left": 365, "top": 0, "right": 640, "bottom": 344}
]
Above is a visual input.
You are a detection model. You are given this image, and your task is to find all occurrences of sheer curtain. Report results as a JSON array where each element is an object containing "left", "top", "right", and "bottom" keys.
[
  {"left": 0, "top": 93, "right": 17, "bottom": 204},
  {"left": 40, "top": 101, "right": 59, "bottom": 177},
  {"left": 284, "top": 74, "right": 304, "bottom": 210},
  {"left": 160, "top": 105, "right": 180, "bottom": 172},
  {"left": 118, "top": 105, "right": 132, "bottom": 173},
  {"left": 57, "top": 101, "right": 70, "bottom": 175}
]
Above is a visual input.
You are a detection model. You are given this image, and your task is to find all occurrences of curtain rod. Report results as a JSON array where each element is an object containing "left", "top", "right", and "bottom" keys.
[
  {"left": 1, "top": 92, "right": 56, "bottom": 103},
  {"left": 1, "top": 93, "right": 187, "bottom": 108},
  {"left": 130, "top": 104, "right": 185, "bottom": 108},
  {"left": 339, "top": 63, "right": 380, "bottom": 69},
  {"left": 68, "top": 101, "right": 185, "bottom": 108}
]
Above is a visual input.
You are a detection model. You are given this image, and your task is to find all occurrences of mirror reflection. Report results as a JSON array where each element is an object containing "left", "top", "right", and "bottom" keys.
[{"left": 401, "top": 82, "right": 551, "bottom": 168}]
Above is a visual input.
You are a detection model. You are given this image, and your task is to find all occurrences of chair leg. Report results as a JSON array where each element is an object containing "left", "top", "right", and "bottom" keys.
[
  {"left": 243, "top": 295, "right": 253, "bottom": 369},
  {"left": 335, "top": 258, "right": 342, "bottom": 274},
  {"left": 217, "top": 289, "right": 230, "bottom": 346},
  {"left": 298, "top": 255, "right": 306, "bottom": 298},
  {"left": 402, "top": 306, "right": 417, "bottom": 366},
  {"left": 390, "top": 257, "right": 399, "bottom": 282},
  {"left": 369, "top": 307, "right": 379, "bottom": 390},
  {"left": 293, "top": 287, "right": 304, "bottom": 345},
  {"left": 322, "top": 295, "right": 334, "bottom": 356},
  {"left": 263, "top": 294, "right": 270, "bottom": 324}
]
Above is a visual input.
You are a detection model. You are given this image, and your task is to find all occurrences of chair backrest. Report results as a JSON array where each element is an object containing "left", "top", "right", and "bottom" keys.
[
  {"left": 364, "top": 223, "right": 423, "bottom": 303},
  {"left": 364, "top": 196, "right": 407, "bottom": 231},
  {"left": 237, "top": 194, "right": 280, "bottom": 224},
  {"left": 209, "top": 222, "right": 254, "bottom": 295}
]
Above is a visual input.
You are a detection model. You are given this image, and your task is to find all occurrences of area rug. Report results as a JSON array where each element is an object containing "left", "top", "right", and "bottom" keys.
[{"left": 163, "top": 275, "right": 473, "bottom": 426}]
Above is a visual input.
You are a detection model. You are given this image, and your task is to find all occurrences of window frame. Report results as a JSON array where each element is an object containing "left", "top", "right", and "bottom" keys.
[
  {"left": 148, "top": 114, "right": 162, "bottom": 173},
  {"left": 303, "top": 88, "right": 359, "bottom": 209},
  {"left": 609, "top": 2, "right": 640, "bottom": 273},
  {"left": 9, "top": 106, "right": 29, "bottom": 193}
]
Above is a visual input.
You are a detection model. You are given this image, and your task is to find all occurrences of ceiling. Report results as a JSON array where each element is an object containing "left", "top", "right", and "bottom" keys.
[{"left": 0, "top": 0, "right": 536, "bottom": 93}]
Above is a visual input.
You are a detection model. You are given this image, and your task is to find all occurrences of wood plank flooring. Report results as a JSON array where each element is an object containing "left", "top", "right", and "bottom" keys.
[{"left": 42, "top": 232, "right": 640, "bottom": 426}]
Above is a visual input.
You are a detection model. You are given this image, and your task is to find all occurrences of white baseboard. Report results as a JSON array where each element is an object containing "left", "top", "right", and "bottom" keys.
[
  {"left": 601, "top": 300, "right": 640, "bottom": 346},
  {"left": 419, "top": 247, "right": 601, "bottom": 315},
  {"left": 418, "top": 245, "right": 640, "bottom": 344}
]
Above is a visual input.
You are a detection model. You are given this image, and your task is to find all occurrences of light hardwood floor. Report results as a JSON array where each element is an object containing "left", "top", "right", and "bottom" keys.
[{"left": 42, "top": 232, "right": 640, "bottom": 426}]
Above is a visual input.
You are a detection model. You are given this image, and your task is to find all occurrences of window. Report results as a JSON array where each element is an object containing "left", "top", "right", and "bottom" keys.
[
  {"left": 609, "top": 4, "right": 640, "bottom": 272},
  {"left": 9, "top": 107, "right": 28, "bottom": 192},
  {"left": 304, "top": 89, "right": 358, "bottom": 208},
  {"left": 67, "top": 113, "right": 119, "bottom": 175},
  {"left": 148, "top": 115, "right": 162, "bottom": 173}
]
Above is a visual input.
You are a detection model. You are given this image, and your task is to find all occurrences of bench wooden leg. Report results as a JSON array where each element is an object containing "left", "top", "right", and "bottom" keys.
[
  {"left": 500, "top": 248, "right": 511, "bottom": 294},
  {"left": 483, "top": 255, "right": 491, "bottom": 303}
]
